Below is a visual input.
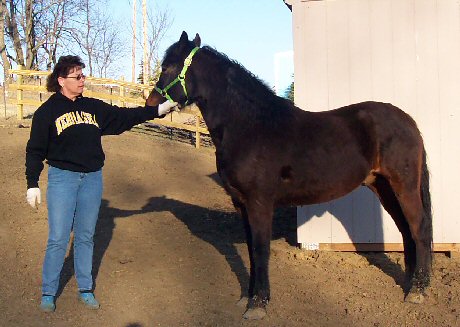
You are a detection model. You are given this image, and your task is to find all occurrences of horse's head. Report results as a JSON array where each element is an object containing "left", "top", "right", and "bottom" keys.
[{"left": 147, "top": 31, "right": 201, "bottom": 109}]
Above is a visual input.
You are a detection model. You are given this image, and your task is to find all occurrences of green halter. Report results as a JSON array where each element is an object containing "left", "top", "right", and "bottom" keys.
[{"left": 155, "top": 46, "right": 200, "bottom": 105}]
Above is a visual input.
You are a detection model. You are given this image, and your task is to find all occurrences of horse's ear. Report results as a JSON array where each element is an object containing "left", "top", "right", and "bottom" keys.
[
  {"left": 179, "top": 31, "right": 188, "bottom": 44},
  {"left": 194, "top": 33, "right": 201, "bottom": 47}
]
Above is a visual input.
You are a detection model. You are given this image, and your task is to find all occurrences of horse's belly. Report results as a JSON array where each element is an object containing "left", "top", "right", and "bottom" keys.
[
  {"left": 276, "top": 172, "right": 366, "bottom": 206},
  {"left": 277, "top": 189, "right": 353, "bottom": 206}
]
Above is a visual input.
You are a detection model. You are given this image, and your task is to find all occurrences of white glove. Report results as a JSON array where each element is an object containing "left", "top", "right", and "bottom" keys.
[
  {"left": 26, "top": 187, "right": 41, "bottom": 208},
  {"left": 158, "top": 100, "right": 178, "bottom": 116}
]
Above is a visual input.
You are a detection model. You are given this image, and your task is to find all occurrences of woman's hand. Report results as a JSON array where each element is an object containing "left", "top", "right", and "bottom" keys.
[
  {"left": 158, "top": 100, "right": 178, "bottom": 116},
  {"left": 26, "top": 187, "right": 41, "bottom": 208}
]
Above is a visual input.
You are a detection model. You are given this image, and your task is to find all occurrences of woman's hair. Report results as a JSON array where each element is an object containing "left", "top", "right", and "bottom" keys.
[{"left": 46, "top": 55, "right": 86, "bottom": 92}]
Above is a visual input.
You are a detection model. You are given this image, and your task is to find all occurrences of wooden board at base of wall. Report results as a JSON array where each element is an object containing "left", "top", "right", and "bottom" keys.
[{"left": 299, "top": 243, "right": 460, "bottom": 256}]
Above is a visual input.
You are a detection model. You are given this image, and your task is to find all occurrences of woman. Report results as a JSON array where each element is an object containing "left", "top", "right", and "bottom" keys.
[{"left": 25, "top": 55, "right": 176, "bottom": 312}]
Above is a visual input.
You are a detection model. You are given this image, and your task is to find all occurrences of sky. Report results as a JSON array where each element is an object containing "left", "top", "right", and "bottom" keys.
[{"left": 111, "top": 0, "right": 294, "bottom": 94}]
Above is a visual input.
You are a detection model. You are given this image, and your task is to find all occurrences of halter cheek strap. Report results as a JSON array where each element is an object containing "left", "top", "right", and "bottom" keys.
[{"left": 155, "top": 46, "right": 200, "bottom": 105}]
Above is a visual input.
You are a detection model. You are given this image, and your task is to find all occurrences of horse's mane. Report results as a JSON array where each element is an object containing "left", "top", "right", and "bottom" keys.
[
  {"left": 202, "top": 46, "right": 274, "bottom": 95},
  {"left": 200, "top": 45, "right": 294, "bottom": 122}
]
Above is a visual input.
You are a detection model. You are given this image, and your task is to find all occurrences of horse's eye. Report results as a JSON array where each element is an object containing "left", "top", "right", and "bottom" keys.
[{"left": 163, "top": 65, "right": 176, "bottom": 74}]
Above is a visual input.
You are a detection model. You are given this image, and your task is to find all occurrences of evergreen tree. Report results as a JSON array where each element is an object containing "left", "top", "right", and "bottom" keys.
[
  {"left": 284, "top": 80, "right": 294, "bottom": 102},
  {"left": 137, "top": 59, "right": 161, "bottom": 85}
]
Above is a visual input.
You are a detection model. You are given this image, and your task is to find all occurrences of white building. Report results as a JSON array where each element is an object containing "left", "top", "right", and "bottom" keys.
[{"left": 285, "top": 0, "right": 460, "bottom": 252}]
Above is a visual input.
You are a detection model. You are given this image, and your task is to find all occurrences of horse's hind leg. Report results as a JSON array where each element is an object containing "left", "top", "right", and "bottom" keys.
[
  {"left": 367, "top": 175, "right": 417, "bottom": 283},
  {"left": 392, "top": 187, "right": 432, "bottom": 303},
  {"left": 371, "top": 169, "right": 432, "bottom": 303}
]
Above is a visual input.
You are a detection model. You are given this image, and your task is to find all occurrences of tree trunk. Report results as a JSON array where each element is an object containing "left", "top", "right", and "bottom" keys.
[
  {"left": 142, "top": 0, "right": 148, "bottom": 84},
  {"left": 132, "top": 0, "right": 136, "bottom": 83},
  {"left": 24, "top": 0, "right": 36, "bottom": 69},
  {"left": 0, "top": 0, "right": 11, "bottom": 84},
  {"left": 5, "top": 0, "right": 25, "bottom": 67},
  {"left": 84, "top": 0, "right": 93, "bottom": 75}
]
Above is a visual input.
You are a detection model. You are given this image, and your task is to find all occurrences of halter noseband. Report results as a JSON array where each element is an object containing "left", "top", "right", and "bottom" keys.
[{"left": 155, "top": 46, "right": 200, "bottom": 105}]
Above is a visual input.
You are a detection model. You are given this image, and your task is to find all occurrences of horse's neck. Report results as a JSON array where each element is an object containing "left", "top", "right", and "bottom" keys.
[
  {"left": 192, "top": 53, "right": 270, "bottom": 136},
  {"left": 193, "top": 86, "right": 228, "bottom": 127},
  {"left": 195, "top": 97, "right": 230, "bottom": 129}
]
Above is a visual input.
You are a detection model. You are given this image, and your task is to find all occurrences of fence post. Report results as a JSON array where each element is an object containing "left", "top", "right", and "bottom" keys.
[
  {"left": 2, "top": 80, "right": 7, "bottom": 119},
  {"left": 16, "top": 66, "right": 23, "bottom": 120},
  {"left": 39, "top": 76, "right": 43, "bottom": 103},
  {"left": 119, "top": 76, "right": 125, "bottom": 107},
  {"left": 195, "top": 115, "right": 201, "bottom": 148}
]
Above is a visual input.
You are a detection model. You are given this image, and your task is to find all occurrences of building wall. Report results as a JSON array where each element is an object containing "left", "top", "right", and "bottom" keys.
[{"left": 291, "top": 0, "right": 460, "bottom": 245}]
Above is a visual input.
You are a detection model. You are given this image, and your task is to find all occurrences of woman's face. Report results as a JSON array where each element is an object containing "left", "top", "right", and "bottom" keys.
[{"left": 58, "top": 66, "right": 86, "bottom": 100}]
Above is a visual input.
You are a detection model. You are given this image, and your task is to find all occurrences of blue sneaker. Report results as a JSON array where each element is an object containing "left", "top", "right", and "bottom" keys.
[
  {"left": 40, "top": 295, "right": 55, "bottom": 312},
  {"left": 77, "top": 291, "right": 100, "bottom": 309}
]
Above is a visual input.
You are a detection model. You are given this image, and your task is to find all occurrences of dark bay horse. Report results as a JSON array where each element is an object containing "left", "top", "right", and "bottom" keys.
[{"left": 147, "top": 31, "right": 433, "bottom": 320}]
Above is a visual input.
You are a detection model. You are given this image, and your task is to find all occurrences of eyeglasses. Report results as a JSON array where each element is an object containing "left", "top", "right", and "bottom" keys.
[{"left": 65, "top": 73, "right": 86, "bottom": 81}]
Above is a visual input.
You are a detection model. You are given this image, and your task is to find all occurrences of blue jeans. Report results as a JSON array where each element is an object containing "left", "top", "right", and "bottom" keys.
[{"left": 42, "top": 166, "right": 103, "bottom": 296}]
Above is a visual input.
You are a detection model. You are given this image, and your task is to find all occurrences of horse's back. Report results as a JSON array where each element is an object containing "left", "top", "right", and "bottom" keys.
[{"left": 290, "top": 101, "right": 423, "bottom": 154}]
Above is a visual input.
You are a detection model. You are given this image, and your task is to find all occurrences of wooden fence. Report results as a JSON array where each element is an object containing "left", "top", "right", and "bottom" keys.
[{"left": 7, "top": 68, "right": 209, "bottom": 148}]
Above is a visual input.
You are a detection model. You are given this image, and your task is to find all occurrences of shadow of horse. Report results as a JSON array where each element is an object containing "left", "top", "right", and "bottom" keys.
[
  {"left": 298, "top": 188, "right": 406, "bottom": 290},
  {"left": 140, "top": 195, "right": 297, "bottom": 298},
  {"left": 56, "top": 189, "right": 404, "bottom": 300},
  {"left": 56, "top": 195, "right": 297, "bottom": 300},
  {"left": 207, "top": 172, "right": 297, "bottom": 247}
]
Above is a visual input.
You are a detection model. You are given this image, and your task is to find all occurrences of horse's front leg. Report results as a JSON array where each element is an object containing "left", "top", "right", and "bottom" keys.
[
  {"left": 241, "top": 200, "right": 274, "bottom": 320},
  {"left": 231, "top": 198, "right": 254, "bottom": 302}
]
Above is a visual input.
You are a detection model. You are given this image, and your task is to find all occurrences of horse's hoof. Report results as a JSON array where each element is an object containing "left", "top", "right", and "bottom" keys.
[
  {"left": 236, "top": 296, "right": 248, "bottom": 308},
  {"left": 243, "top": 307, "right": 267, "bottom": 320},
  {"left": 405, "top": 290, "right": 425, "bottom": 304}
]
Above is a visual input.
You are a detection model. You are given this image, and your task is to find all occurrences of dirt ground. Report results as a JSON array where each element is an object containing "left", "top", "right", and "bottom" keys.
[{"left": 0, "top": 117, "right": 459, "bottom": 327}]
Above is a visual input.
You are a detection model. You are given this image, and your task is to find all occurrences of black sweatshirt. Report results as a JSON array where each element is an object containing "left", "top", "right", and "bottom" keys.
[{"left": 26, "top": 92, "right": 160, "bottom": 188}]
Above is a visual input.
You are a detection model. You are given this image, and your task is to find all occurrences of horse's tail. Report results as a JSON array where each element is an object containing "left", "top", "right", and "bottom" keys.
[{"left": 420, "top": 147, "right": 433, "bottom": 264}]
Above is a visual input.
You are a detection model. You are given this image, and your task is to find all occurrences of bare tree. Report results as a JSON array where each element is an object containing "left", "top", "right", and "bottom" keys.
[
  {"left": 131, "top": 0, "right": 136, "bottom": 82},
  {"left": 24, "top": 0, "right": 35, "bottom": 69},
  {"left": 68, "top": 0, "right": 97, "bottom": 75},
  {"left": 93, "top": 20, "right": 125, "bottom": 78},
  {"left": 1, "top": 0, "right": 171, "bottom": 81},
  {"left": 36, "top": 0, "right": 80, "bottom": 69},
  {"left": 0, "top": 0, "right": 11, "bottom": 83},
  {"left": 1, "top": 0, "right": 78, "bottom": 73},
  {"left": 68, "top": 0, "right": 127, "bottom": 77},
  {"left": 4, "top": 0, "right": 26, "bottom": 68},
  {"left": 131, "top": 2, "right": 172, "bottom": 84},
  {"left": 4, "top": 0, "right": 42, "bottom": 69},
  {"left": 142, "top": 0, "right": 147, "bottom": 84},
  {"left": 145, "top": 4, "right": 172, "bottom": 83}
]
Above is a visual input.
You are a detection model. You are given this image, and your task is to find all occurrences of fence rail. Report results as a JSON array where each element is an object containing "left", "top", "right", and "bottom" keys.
[{"left": 7, "top": 68, "right": 209, "bottom": 148}]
